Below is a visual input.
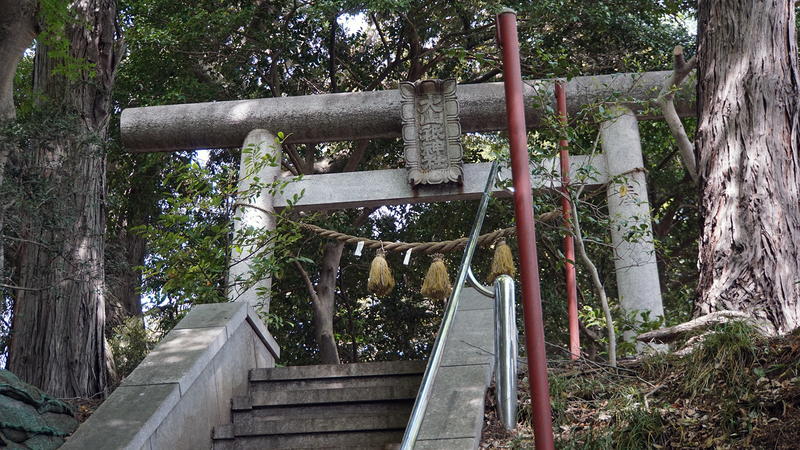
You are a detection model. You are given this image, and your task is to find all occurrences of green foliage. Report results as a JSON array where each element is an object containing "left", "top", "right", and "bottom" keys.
[
  {"left": 35, "top": 0, "right": 97, "bottom": 82},
  {"left": 11, "top": 54, "right": 35, "bottom": 116},
  {"left": 132, "top": 140, "right": 303, "bottom": 329},
  {"left": 544, "top": 363, "right": 670, "bottom": 450},
  {"left": 109, "top": 316, "right": 157, "bottom": 378},
  {"left": 680, "top": 321, "right": 760, "bottom": 401},
  {"left": 612, "top": 408, "right": 669, "bottom": 449},
  {"left": 104, "top": 0, "right": 700, "bottom": 367},
  {"left": 132, "top": 158, "right": 233, "bottom": 307}
]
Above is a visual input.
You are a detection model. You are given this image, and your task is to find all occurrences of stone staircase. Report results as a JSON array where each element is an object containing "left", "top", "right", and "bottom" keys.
[
  {"left": 212, "top": 360, "right": 427, "bottom": 450},
  {"left": 211, "top": 288, "right": 496, "bottom": 450}
]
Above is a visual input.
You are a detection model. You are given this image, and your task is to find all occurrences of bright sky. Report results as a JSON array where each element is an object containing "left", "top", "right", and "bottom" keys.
[{"left": 338, "top": 13, "right": 369, "bottom": 35}]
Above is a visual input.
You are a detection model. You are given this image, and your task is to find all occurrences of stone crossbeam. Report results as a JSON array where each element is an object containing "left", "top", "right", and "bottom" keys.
[
  {"left": 121, "top": 71, "right": 694, "bottom": 153},
  {"left": 273, "top": 155, "right": 607, "bottom": 212}
]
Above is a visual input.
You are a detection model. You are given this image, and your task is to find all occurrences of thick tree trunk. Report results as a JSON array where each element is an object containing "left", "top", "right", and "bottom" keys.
[
  {"left": 7, "top": 0, "right": 120, "bottom": 398},
  {"left": 106, "top": 226, "right": 147, "bottom": 331},
  {"left": 106, "top": 159, "right": 162, "bottom": 327},
  {"left": 0, "top": 0, "right": 40, "bottom": 120},
  {"left": 694, "top": 0, "right": 800, "bottom": 335}
]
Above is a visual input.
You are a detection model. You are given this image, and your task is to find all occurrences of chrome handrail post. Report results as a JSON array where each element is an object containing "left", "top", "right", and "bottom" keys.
[{"left": 494, "top": 274, "right": 518, "bottom": 430}]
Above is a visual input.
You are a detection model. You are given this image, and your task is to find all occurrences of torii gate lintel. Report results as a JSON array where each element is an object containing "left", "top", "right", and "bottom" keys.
[{"left": 120, "top": 71, "right": 687, "bottom": 327}]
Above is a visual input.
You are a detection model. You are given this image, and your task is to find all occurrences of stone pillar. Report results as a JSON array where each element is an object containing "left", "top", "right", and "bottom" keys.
[
  {"left": 601, "top": 107, "right": 664, "bottom": 348},
  {"left": 228, "top": 129, "right": 281, "bottom": 313}
]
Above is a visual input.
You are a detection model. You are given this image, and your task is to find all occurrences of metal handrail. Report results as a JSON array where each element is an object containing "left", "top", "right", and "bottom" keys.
[
  {"left": 468, "top": 273, "right": 519, "bottom": 431},
  {"left": 494, "top": 274, "right": 518, "bottom": 430},
  {"left": 467, "top": 267, "right": 494, "bottom": 298},
  {"left": 400, "top": 161, "right": 499, "bottom": 450}
]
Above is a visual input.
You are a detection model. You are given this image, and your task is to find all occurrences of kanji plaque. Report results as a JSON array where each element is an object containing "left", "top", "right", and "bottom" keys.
[{"left": 400, "top": 79, "right": 464, "bottom": 186}]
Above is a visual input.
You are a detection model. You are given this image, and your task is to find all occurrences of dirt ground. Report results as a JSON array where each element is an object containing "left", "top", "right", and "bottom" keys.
[{"left": 480, "top": 328, "right": 800, "bottom": 449}]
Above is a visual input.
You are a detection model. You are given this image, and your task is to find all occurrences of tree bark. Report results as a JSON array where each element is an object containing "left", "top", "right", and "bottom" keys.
[
  {"left": 106, "top": 226, "right": 147, "bottom": 331},
  {"left": 313, "top": 242, "right": 342, "bottom": 364},
  {"left": 637, "top": 311, "right": 768, "bottom": 344},
  {"left": 293, "top": 241, "right": 343, "bottom": 364},
  {"left": 694, "top": 0, "right": 800, "bottom": 335},
  {"left": 0, "top": 0, "right": 40, "bottom": 121},
  {"left": 7, "top": 0, "right": 121, "bottom": 398},
  {"left": 657, "top": 46, "right": 697, "bottom": 183}
]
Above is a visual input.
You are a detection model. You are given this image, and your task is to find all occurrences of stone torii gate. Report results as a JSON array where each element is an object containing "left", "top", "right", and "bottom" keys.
[
  {"left": 121, "top": 70, "right": 691, "bottom": 332},
  {"left": 58, "top": 71, "right": 695, "bottom": 450}
]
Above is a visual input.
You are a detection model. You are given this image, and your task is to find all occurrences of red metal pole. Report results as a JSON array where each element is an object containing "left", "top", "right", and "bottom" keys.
[
  {"left": 556, "top": 81, "right": 580, "bottom": 360},
  {"left": 496, "top": 10, "right": 555, "bottom": 450}
]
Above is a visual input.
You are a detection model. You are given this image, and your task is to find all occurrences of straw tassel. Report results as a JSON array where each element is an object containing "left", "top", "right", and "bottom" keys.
[
  {"left": 488, "top": 238, "right": 516, "bottom": 283},
  {"left": 421, "top": 253, "right": 452, "bottom": 301},
  {"left": 368, "top": 249, "right": 394, "bottom": 296}
]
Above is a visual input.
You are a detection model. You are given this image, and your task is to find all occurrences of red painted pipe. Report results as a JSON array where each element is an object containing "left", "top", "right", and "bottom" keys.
[
  {"left": 556, "top": 81, "right": 580, "bottom": 360},
  {"left": 496, "top": 10, "right": 555, "bottom": 450}
]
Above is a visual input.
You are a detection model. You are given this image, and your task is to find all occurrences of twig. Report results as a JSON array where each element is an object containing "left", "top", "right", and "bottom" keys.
[
  {"left": 644, "top": 383, "right": 663, "bottom": 411},
  {"left": 570, "top": 195, "right": 617, "bottom": 367}
]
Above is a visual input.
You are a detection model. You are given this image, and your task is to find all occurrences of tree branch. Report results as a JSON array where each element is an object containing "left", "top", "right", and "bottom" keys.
[
  {"left": 637, "top": 310, "right": 775, "bottom": 344},
  {"left": 343, "top": 140, "right": 369, "bottom": 172},
  {"left": 335, "top": 56, "right": 368, "bottom": 90},
  {"left": 657, "top": 45, "right": 698, "bottom": 183},
  {"left": 467, "top": 68, "right": 501, "bottom": 84},
  {"left": 284, "top": 143, "right": 306, "bottom": 174},
  {"left": 328, "top": 13, "right": 337, "bottom": 94},
  {"left": 303, "top": 144, "right": 315, "bottom": 175},
  {"left": 292, "top": 257, "right": 320, "bottom": 305},
  {"left": 569, "top": 194, "right": 617, "bottom": 367},
  {"left": 365, "top": 36, "right": 407, "bottom": 91}
]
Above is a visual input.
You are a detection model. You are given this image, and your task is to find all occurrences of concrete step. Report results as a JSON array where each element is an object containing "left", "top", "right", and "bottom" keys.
[
  {"left": 213, "top": 429, "right": 404, "bottom": 450},
  {"left": 212, "top": 288, "right": 496, "bottom": 450},
  {"left": 248, "top": 372, "right": 424, "bottom": 393},
  {"left": 230, "top": 409, "right": 409, "bottom": 436},
  {"left": 233, "top": 400, "right": 413, "bottom": 422},
  {"left": 233, "top": 382, "right": 419, "bottom": 410},
  {"left": 213, "top": 361, "right": 423, "bottom": 450},
  {"left": 249, "top": 360, "right": 426, "bottom": 382}
]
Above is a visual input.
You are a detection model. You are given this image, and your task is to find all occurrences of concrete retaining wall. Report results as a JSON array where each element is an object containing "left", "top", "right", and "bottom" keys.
[{"left": 62, "top": 302, "right": 279, "bottom": 450}]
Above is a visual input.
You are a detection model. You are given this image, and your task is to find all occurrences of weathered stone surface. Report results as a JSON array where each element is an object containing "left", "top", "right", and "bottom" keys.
[
  {"left": 249, "top": 373, "right": 423, "bottom": 393},
  {"left": 215, "top": 361, "right": 423, "bottom": 449},
  {"left": 249, "top": 360, "right": 425, "bottom": 382},
  {"left": 62, "top": 383, "right": 181, "bottom": 450},
  {"left": 417, "top": 364, "right": 492, "bottom": 442},
  {"left": 414, "top": 288, "right": 497, "bottom": 450},
  {"left": 273, "top": 155, "right": 608, "bottom": 212},
  {"left": 601, "top": 106, "right": 664, "bottom": 349},
  {"left": 414, "top": 437, "right": 480, "bottom": 450},
  {"left": 172, "top": 301, "right": 249, "bottom": 330},
  {"left": 62, "top": 302, "right": 278, "bottom": 450},
  {"left": 222, "top": 430, "right": 405, "bottom": 450},
  {"left": 121, "top": 71, "right": 692, "bottom": 153},
  {"left": 121, "top": 327, "right": 228, "bottom": 392},
  {"left": 248, "top": 383, "right": 419, "bottom": 407},
  {"left": 400, "top": 79, "right": 464, "bottom": 186}
]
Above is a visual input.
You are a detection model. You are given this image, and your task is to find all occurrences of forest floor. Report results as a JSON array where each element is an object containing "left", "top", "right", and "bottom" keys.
[{"left": 481, "top": 322, "right": 800, "bottom": 449}]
